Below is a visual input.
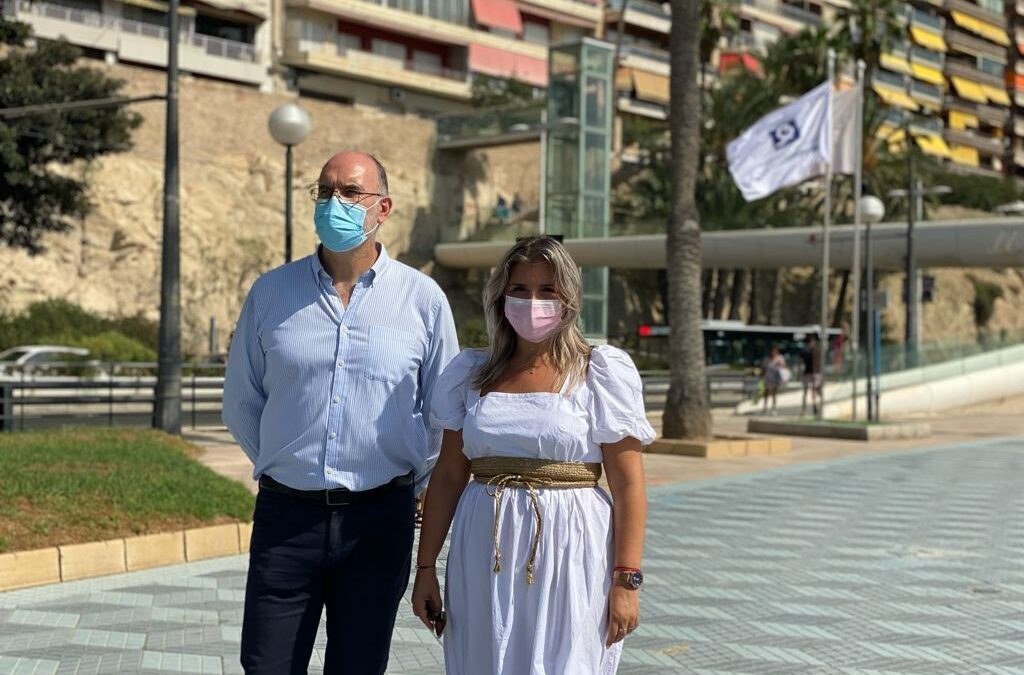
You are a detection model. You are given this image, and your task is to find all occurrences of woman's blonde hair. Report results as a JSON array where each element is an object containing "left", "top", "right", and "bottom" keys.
[{"left": 473, "top": 236, "right": 592, "bottom": 393}]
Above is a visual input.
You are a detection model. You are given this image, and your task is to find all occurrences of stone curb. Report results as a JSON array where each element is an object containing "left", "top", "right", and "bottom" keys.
[
  {"left": 647, "top": 433, "right": 793, "bottom": 459},
  {"left": 0, "top": 522, "right": 252, "bottom": 593},
  {"left": 747, "top": 418, "right": 932, "bottom": 441}
]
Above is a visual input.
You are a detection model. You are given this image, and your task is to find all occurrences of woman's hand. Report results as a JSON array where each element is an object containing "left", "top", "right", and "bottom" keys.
[
  {"left": 412, "top": 568, "right": 443, "bottom": 633},
  {"left": 605, "top": 585, "right": 640, "bottom": 646}
]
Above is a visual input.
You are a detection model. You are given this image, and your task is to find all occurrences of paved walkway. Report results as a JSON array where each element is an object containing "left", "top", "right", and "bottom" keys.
[{"left": 1, "top": 433, "right": 1022, "bottom": 673}]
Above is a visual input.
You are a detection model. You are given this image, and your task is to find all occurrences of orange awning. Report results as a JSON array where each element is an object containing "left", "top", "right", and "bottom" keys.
[
  {"left": 718, "top": 51, "right": 763, "bottom": 78},
  {"left": 470, "top": 0, "right": 522, "bottom": 34},
  {"left": 468, "top": 44, "right": 546, "bottom": 86}
]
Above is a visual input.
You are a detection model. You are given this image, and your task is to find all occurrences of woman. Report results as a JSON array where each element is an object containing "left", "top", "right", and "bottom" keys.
[
  {"left": 761, "top": 345, "right": 787, "bottom": 414},
  {"left": 412, "top": 236, "right": 654, "bottom": 675}
]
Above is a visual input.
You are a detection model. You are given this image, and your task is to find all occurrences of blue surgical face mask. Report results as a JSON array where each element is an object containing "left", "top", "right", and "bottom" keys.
[{"left": 313, "top": 196, "right": 381, "bottom": 253}]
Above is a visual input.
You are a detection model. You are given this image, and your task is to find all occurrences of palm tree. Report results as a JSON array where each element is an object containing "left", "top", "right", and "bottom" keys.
[
  {"left": 663, "top": 0, "right": 711, "bottom": 440},
  {"left": 833, "top": 0, "right": 907, "bottom": 83}
]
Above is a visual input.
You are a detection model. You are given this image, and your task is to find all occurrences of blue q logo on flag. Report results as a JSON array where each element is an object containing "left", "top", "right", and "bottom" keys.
[{"left": 770, "top": 120, "right": 800, "bottom": 150}]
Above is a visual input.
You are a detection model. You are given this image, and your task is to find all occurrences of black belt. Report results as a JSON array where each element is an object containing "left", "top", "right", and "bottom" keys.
[{"left": 259, "top": 472, "right": 414, "bottom": 506}]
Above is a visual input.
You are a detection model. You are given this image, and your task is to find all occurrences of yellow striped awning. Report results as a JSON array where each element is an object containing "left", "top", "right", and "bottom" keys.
[
  {"left": 983, "top": 84, "right": 1011, "bottom": 106},
  {"left": 950, "top": 76, "right": 989, "bottom": 104},
  {"left": 949, "top": 110, "right": 980, "bottom": 130},
  {"left": 951, "top": 144, "right": 980, "bottom": 167},
  {"left": 631, "top": 70, "right": 670, "bottom": 104},
  {"left": 873, "top": 84, "right": 920, "bottom": 111},
  {"left": 910, "top": 26, "right": 947, "bottom": 53},
  {"left": 950, "top": 10, "right": 1011, "bottom": 47},
  {"left": 910, "top": 62, "right": 944, "bottom": 86},
  {"left": 914, "top": 133, "right": 952, "bottom": 159},
  {"left": 880, "top": 52, "right": 913, "bottom": 75}
]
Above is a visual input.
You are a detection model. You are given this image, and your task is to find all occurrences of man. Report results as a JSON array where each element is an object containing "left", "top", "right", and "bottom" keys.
[
  {"left": 223, "top": 151, "right": 459, "bottom": 674},
  {"left": 800, "top": 335, "right": 823, "bottom": 417}
]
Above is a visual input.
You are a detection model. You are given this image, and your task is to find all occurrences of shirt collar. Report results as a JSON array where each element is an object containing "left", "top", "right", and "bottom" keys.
[{"left": 310, "top": 242, "right": 391, "bottom": 287}]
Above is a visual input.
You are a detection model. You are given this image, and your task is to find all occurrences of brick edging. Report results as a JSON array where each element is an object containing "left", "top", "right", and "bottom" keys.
[{"left": 0, "top": 522, "right": 253, "bottom": 592}]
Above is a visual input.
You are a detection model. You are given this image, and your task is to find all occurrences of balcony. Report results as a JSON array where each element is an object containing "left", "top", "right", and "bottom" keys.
[
  {"left": 1014, "top": 116, "right": 1024, "bottom": 137},
  {"left": 945, "top": 127, "right": 1006, "bottom": 155},
  {"left": 946, "top": 97, "right": 1010, "bottom": 126},
  {"left": 945, "top": 0, "right": 1006, "bottom": 26},
  {"left": 284, "top": 39, "right": 471, "bottom": 99},
  {"left": 618, "top": 43, "right": 669, "bottom": 76},
  {"left": 605, "top": 0, "right": 670, "bottom": 34},
  {"left": 778, "top": 1, "right": 822, "bottom": 26},
  {"left": 911, "top": 6, "right": 944, "bottom": 31},
  {"left": 616, "top": 94, "right": 667, "bottom": 120},
  {"left": 286, "top": 0, "right": 546, "bottom": 61},
  {"left": 945, "top": 29, "right": 1007, "bottom": 60},
  {"left": 738, "top": 0, "right": 807, "bottom": 34},
  {"left": 7, "top": 0, "right": 266, "bottom": 85},
  {"left": 944, "top": 58, "right": 1005, "bottom": 88}
]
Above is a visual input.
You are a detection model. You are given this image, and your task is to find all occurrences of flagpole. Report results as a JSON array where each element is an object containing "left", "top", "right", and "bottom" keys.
[
  {"left": 850, "top": 59, "right": 865, "bottom": 421},
  {"left": 818, "top": 49, "right": 835, "bottom": 421}
]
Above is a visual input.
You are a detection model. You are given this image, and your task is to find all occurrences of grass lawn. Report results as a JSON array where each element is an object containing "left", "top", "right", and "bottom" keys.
[{"left": 0, "top": 428, "right": 255, "bottom": 553}]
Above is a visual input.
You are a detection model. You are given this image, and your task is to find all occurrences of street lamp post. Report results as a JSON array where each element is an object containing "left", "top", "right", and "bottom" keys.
[
  {"left": 887, "top": 182, "right": 951, "bottom": 370},
  {"left": 154, "top": 0, "right": 182, "bottom": 434},
  {"left": 858, "top": 195, "right": 885, "bottom": 422},
  {"left": 268, "top": 103, "right": 312, "bottom": 263}
]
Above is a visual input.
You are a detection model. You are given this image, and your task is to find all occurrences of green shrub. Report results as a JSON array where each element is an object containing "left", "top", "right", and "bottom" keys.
[
  {"left": 458, "top": 317, "right": 490, "bottom": 349},
  {"left": 40, "top": 331, "right": 156, "bottom": 363},
  {"left": 936, "top": 171, "right": 1021, "bottom": 212},
  {"left": 969, "top": 277, "right": 1004, "bottom": 329}
]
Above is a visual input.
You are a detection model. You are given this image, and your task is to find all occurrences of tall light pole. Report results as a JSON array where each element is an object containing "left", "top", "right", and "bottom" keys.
[
  {"left": 887, "top": 181, "right": 951, "bottom": 369},
  {"left": 269, "top": 103, "right": 312, "bottom": 263},
  {"left": 858, "top": 195, "right": 884, "bottom": 422},
  {"left": 154, "top": 0, "right": 181, "bottom": 433}
]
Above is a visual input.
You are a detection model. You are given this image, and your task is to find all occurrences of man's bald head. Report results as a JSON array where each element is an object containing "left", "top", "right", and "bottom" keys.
[{"left": 319, "top": 151, "right": 388, "bottom": 196}]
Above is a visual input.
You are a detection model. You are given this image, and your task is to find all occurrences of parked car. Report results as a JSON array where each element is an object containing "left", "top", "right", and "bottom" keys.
[{"left": 0, "top": 345, "right": 91, "bottom": 377}]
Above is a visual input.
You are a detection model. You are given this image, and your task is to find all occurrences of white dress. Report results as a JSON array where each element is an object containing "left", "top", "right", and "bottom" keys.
[{"left": 429, "top": 345, "right": 657, "bottom": 675}]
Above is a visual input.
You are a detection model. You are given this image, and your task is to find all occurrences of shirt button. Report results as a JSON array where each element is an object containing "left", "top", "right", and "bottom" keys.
[
  {"left": 337, "top": 359, "right": 344, "bottom": 367},
  {"left": 328, "top": 432, "right": 337, "bottom": 439},
  {"left": 333, "top": 396, "right": 340, "bottom": 404},
  {"left": 341, "top": 326, "right": 350, "bottom": 334}
]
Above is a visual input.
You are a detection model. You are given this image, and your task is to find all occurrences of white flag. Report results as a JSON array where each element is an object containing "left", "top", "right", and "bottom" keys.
[
  {"left": 727, "top": 81, "right": 832, "bottom": 201},
  {"left": 828, "top": 87, "right": 858, "bottom": 175}
]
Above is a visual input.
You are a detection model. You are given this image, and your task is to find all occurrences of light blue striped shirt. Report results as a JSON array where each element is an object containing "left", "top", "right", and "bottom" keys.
[{"left": 222, "top": 244, "right": 459, "bottom": 492}]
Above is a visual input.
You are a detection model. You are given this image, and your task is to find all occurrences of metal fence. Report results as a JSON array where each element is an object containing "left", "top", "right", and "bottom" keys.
[
  {"left": 0, "top": 362, "right": 761, "bottom": 432},
  {"left": 0, "top": 362, "right": 227, "bottom": 432}
]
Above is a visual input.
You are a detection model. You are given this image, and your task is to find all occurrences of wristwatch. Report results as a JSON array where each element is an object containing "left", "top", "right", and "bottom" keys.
[{"left": 613, "top": 569, "right": 644, "bottom": 590}]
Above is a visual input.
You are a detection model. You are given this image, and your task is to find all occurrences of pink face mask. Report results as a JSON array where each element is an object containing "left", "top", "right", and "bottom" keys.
[{"left": 504, "top": 296, "right": 563, "bottom": 343}]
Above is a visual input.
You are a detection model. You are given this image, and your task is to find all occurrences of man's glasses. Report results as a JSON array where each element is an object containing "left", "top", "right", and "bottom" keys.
[{"left": 309, "top": 184, "right": 384, "bottom": 204}]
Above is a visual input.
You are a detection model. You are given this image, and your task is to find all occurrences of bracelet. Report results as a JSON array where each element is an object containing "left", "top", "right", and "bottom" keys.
[{"left": 614, "top": 566, "right": 641, "bottom": 573}]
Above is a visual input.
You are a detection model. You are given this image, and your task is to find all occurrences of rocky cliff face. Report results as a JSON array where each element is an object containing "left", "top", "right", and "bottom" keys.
[{"left": 0, "top": 64, "right": 447, "bottom": 353}]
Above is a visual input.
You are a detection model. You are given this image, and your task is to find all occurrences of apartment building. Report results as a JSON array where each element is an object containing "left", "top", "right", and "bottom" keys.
[
  {"left": 874, "top": 0, "right": 1012, "bottom": 176},
  {"left": 283, "top": 0, "right": 601, "bottom": 115},
  {"left": 2, "top": 0, "right": 272, "bottom": 88},
  {"left": 1010, "top": 0, "right": 1024, "bottom": 178}
]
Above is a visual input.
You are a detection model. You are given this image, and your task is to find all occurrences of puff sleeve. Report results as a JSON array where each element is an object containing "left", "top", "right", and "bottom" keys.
[
  {"left": 587, "top": 345, "right": 657, "bottom": 446},
  {"left": 429, "top": 349, "right": 482, "bottom": 431}
]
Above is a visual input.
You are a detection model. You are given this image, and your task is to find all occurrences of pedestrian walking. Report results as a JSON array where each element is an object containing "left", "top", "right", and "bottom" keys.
[
  {"left": 800, "top": 335, "right": 823, "bottom": 417},
  {"left": 760, "top": 345, "right": 787, "bottom": 415},
  {"left": 222, "top": 151, "right": 459, "bottom": 674},
  {"left": 411, "top": 236, "right": 654, "bottom": 675}
]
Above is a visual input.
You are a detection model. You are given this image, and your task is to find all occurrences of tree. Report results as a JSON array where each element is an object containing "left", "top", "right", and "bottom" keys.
[
  {"left": 833, "top": 0, "right": 906, "bottom": 83},
  {"left": 0, "top": 18, "right": 140, "bottom": 253},
  {"left": 663, "top": 0, "right": 712, "bottom": 440}
]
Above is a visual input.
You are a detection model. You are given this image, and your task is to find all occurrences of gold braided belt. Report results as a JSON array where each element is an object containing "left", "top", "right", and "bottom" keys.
[{"left": 471, "top": 457, "right": 602, "bottom": 586}]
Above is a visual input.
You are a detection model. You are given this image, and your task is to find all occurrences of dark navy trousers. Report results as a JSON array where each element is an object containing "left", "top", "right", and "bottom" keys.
[{"left": 240, "top": 482, "right": 416, "bottom": 674}]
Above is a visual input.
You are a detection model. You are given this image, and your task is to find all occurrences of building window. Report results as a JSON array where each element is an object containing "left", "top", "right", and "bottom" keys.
[
  {"left": 121, "top": 5, "right": 167, "bottom": 27},
  {"left": 977, "top": 0, "right": 1002, "bottom": 14},
  {"left": 523, "top": 20, "right": 549, "bottom": 45},
  {"left": 195, "top": 14, "right": 255, "bottom": 44},
  {"left": 372, "top": 37, "right": 407, "bottom": 62},
  {"left": 337, "top": 31, "right": 361, "bottom": 54},
  {"left": 977, "top": 56, "right": 1004, "bottom": 78},
  {"left": 412, "top": 49, "right": 442, "bottom": 74}
]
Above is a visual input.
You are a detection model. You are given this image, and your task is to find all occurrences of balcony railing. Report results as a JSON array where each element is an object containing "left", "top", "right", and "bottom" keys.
[
  {"left": 297, "top": 41, "right": 467, "bottom": 81},
  {"left": 436, "top": 103, "right": 545, "bottom": 145},
  {"left": 911, "top": 45, "right": 942, "bottom": 66},
  {"left": 620, "top": 42, "right": 669, "bottom": 64},
  {"left": 779, "top": 1, "right": 821, "bottom": 25},
  {"left": 13, "top": 0, "right": 256, "bottom": 61},
  {"left": 607, "top": 0, "right": 669, "bottom": 18},
  {"left": 945, "top": 127, "right": 1006, "bottom": 155},
  {"left": 911, "top": 7, "right": 944, "bottom": 31}
]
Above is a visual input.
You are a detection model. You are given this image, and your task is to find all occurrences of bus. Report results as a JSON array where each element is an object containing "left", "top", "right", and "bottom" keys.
[{"left": 636, "top": 320, "right": 845, "bottom": 371}]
